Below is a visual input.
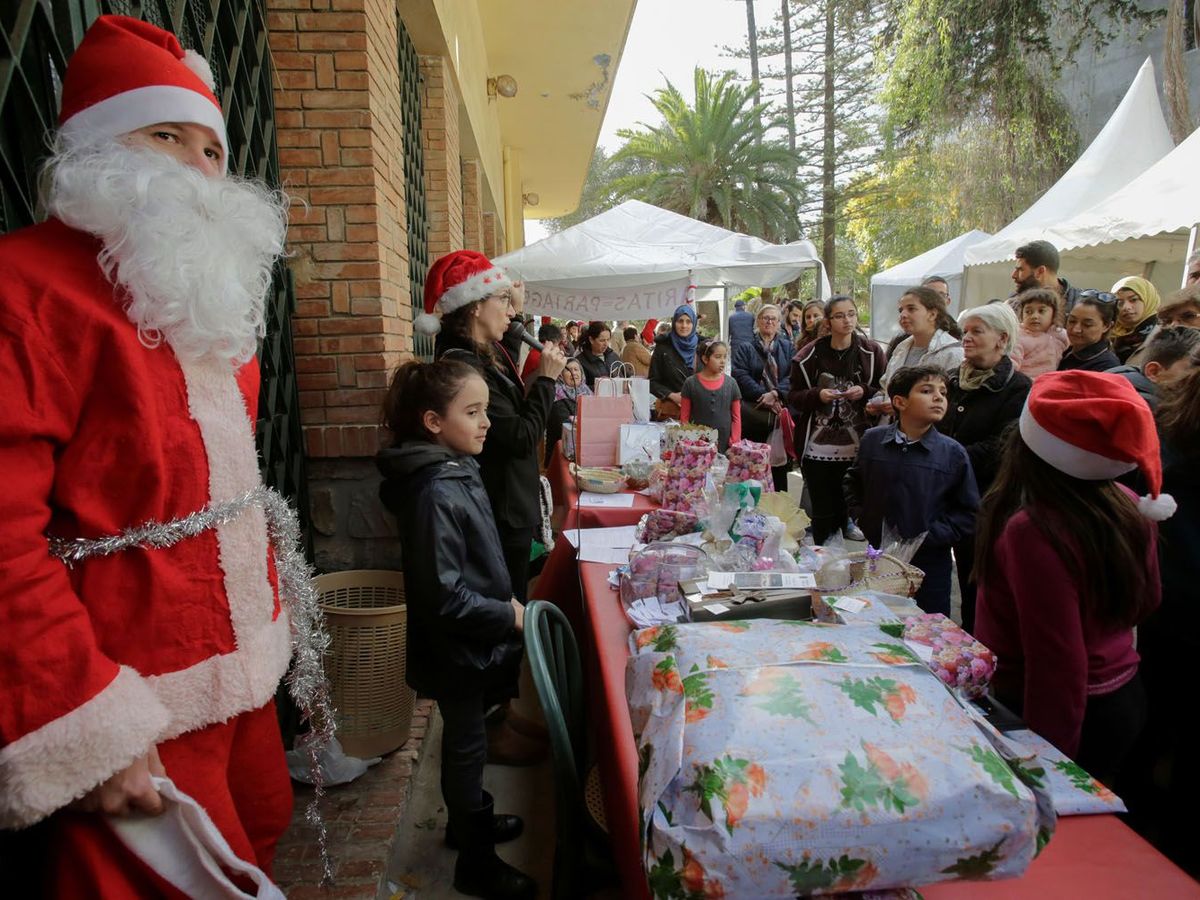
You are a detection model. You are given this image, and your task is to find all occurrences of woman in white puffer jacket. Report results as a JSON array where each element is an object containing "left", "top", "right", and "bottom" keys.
[{"left": 869, "top": 286, "right": 965, "bottom": 418}]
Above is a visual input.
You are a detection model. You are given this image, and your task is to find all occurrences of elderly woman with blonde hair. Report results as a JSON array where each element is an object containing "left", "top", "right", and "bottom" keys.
[{"left": 938, "top": 301, "right": 1033, "bottom": 632}]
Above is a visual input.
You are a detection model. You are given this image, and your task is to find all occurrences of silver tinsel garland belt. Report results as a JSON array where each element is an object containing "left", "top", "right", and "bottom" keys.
[{"left": 47, "top": 485, "right": 337, "bottom": 886}]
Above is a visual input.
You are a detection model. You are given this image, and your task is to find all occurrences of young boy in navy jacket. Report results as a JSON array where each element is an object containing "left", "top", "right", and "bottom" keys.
[{"left": 844, "top": 364, "right": 980, "bottom": 617}]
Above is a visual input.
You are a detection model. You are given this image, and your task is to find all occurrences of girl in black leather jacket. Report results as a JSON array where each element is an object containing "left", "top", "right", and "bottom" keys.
[{"left": 378, "top": 358, "right": 536, "bottom": 900}]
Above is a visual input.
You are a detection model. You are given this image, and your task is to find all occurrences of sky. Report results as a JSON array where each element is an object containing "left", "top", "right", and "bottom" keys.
[{"left": 524, "top": 0, "right": 768, "bottom": 242}]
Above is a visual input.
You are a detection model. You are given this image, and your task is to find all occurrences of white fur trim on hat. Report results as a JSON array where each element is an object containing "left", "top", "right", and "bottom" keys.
[
  {"left": 436, "top": 267, "right": 511, "bottom": 317},
  {"left": 1138, "top": 493, "right": 1177, "bottom": 521},
  {"left": 1018, "top": 404, "right": 1136, "bottom": 481},
  {"left": 60, "top": 84, "right": 229, "bottom": 172},
  {"left": 414, "top": 311, "right": 442, "bottom": 335},
  {"left": 182, "top": 50, "right": 216, "bottom": 92}
]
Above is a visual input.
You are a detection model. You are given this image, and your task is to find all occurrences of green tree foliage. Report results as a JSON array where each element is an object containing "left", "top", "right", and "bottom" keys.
[
  {"left": 608, "top": 68, "right": 807, "bottom": 241},
  {"left": 539, "top": 146, "right": 653, "bottom": 234}
]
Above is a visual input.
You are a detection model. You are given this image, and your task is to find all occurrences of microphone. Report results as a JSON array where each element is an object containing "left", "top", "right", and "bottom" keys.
[{"left": 513, "top": 322, "right": 543, "bottom": 352}]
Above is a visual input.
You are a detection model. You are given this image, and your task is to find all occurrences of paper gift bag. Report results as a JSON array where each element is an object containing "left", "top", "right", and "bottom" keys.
[
  {"left": 575, "top": 394, "right": 634, "bottom": 467},
  {"left": 597, "top": 374, "right": 653, "bottom": 423},
  {"left": 619, "top": 422, "right": 664, "bottom": 464}
]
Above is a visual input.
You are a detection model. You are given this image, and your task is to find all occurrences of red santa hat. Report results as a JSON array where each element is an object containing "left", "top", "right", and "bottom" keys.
[
  {"left": 58, "top": 15, "right": 228, "bottom": 171},
  {"left": 641, "top": 320, "right": 658, "bottom": 343},
  {"left": 416, "top": 250, "right": 512, "bottom": 335},
  {"left": 1018, "top": 370, "right": 1175, "bottom": 520}
]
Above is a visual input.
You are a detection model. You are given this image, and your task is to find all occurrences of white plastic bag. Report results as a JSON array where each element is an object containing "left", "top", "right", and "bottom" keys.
[{"left": 286, "top": 734, "right": 379, "bottom": 786}]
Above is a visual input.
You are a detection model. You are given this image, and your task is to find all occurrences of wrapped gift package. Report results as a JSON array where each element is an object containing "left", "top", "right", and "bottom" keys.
[
  {"left": 628, "top": 620, "right": 1050, "bottom": 896},
  {"left": 726, "top": 439, "right": 774, "bottom": 491},
  {"left": 661, "top": 423, "right": 718, "bottom": 457},
  {"left": 575, "top": 394, "right": 634, "bottom": 467},
  {"left": 635, "top": 508, "right": 701, "bottom": 544},
  {"left": 662, "top": 438, "right": 717, "bottom": 514},
  {"left": 902, "top": 614, "right": 997, "bottom": 700},
  {"left": 620, "top": 543, "right": 710, "bottom": 628},
  {"left": 997, "top": 728, "right": 1128, "bottom": 816}
]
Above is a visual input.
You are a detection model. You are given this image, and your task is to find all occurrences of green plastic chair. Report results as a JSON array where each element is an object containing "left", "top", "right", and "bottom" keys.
[{"left": 524, "top": 600, "right": 592, "bottom": 899}]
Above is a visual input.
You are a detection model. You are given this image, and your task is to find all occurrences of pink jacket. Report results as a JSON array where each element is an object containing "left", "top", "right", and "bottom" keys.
[{"left": 1015, "top": 326, "right": 1068, "bottom": 378}]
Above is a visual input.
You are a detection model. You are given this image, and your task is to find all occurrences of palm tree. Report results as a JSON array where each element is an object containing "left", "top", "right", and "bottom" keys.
[{"left": 610, "top": 68, "right": 806, "bottom": 240}]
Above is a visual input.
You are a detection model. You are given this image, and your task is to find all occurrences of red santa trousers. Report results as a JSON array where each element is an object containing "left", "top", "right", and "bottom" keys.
[{"left": 39, "top": 701, "right": 293, "bottom": 898}]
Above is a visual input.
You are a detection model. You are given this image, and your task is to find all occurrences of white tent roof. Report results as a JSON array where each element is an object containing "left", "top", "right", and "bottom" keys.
[
  {"left": 497, "top": 200, "right": 829, "bottom": 312},
  {"left": 869, "top": 230, "right": 991, "bottom": 339},
  {"left": 1042, "top": 122, "right": 1200, "bottom": 252},
  {"left": 964, "top": 58, "right": 1174, "bottom": 269}
]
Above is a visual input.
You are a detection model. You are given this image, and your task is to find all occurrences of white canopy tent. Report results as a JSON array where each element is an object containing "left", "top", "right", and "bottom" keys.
[
  {"left": 1028, "top": 122, "right": 1200, "bottom": 295},
  {"left": 869, "top": 230, "right": 991, "bottom": 340},
  {"left": 496, "top": 199, "right": 830, "bottom": 326},
  {"left": 962, "top": 58, "right": 1175, "bottom": 306}
]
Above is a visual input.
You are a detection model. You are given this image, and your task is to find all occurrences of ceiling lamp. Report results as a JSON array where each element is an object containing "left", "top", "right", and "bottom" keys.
[{"left": 522, "top": 192, "right": 540, "bottom": 207}]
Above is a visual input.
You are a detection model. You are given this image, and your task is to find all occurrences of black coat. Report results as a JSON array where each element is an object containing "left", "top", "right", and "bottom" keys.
[
  {"left": 1111, "top": 318, "right": 1157, "bottom": 364},
  {"left": 576, "top": 347, "right": 621, "bottom": 389},
  {"left": 438, "top": 333, "right": 555, "bottom": 530},
  {"left": 648, "top": 333, "right": 694, "bottom": 399},
  {"left": 939, "top": 355, "right": 1031, "bottom": 495},
  {"left": 1058, "top": 339, "right": 1121, "bottom": 373},
  {"left": 377, "top": 443, "right": 522, "bottom": 698},
  {"left": 732, "top": 335, "right": 794, "bottom": 401}
]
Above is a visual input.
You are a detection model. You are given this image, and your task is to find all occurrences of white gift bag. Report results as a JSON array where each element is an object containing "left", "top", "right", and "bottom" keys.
[
  {"left": 619, "top": 422, "right": 663, "bottom": 464},
  {"left": 598, "top": 362, "right": 652, "bottom": 423}
]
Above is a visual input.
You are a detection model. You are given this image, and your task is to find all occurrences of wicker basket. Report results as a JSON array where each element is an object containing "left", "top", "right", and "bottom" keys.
[
  {"left": 570, "top": 463, "right": 627, "bottom": 493},
  {"left": 315, "top": 570, "right": 416, "bottom": 759},
  {"left": 844, "top": 551, "right": 925, "bottom": 597}
]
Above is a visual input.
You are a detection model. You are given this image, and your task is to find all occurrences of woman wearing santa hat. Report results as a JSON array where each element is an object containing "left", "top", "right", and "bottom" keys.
[
  {"left": 415, "top": 249, "right": 566, "bottom": 764},
  {"left": 973, "top": 370, "right": 1171, "bottom": 783}
]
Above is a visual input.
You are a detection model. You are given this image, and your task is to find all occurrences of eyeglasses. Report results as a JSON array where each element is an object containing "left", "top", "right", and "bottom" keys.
[
  {"left": 830, "top": 312, "right": 858, "bottom": 321},
  {"left": 1077, "top": 290, "right": 1117, "bottom": 304},
  {"left": 1159, "top": 309, "right": 1200, "bottom": 326},
  {"left": 758, "top": 316, "right": 780, "bottom": 323}
]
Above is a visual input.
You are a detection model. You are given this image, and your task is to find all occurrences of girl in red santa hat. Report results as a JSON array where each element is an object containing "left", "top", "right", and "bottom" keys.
[
  {"left": 416, "top": 250, "right": 566, "bottom": 765},
  {"left": 973, "top": 370, "right": 1171, "bottom": 784}
]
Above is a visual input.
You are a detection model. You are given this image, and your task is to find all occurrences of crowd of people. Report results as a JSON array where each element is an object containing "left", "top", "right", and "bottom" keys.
[{"left": 4, "top": 15, "right": 1199, "bottom": 899}]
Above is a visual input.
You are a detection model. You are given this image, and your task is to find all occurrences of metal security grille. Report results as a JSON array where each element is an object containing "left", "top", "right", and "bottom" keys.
[
  {"left": 397, "top": 14, "right": 430, "bottom": 360},
  {"left": 0, "top": 0, "right": 309, "bottom": 539}
]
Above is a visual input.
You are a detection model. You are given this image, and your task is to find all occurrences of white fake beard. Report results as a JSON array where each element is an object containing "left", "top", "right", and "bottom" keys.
[{"left": 43, "top": 138, "right": 289, "bottom": 365}]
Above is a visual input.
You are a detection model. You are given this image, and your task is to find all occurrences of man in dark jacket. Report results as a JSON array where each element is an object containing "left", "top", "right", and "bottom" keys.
[
  {"left": 728, "top": 299, "right": 755, "bottom": 350},
  {"left": 1012, "top": 239, "right": 1085, "bottom": 314},
  {"left": 1107, "top": 325, "right": 1200, "bottom": 412}
]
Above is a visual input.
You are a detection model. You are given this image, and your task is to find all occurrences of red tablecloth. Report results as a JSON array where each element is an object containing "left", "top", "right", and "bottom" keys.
[
  {"left": 547, "top": 446, "right": 656, "bottom": 531},
  {"left": 567, "top": 560, "right": 1199, "bottom": 900}
]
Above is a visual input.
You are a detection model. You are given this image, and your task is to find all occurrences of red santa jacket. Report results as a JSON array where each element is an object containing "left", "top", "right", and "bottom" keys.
[{"left": 0, "top": 219, "right": 291, "bottom": 828}]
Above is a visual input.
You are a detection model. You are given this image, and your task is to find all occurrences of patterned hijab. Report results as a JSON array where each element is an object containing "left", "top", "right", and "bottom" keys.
[{"left": 554, "top": 362, "right": 592, "bottom": 403}]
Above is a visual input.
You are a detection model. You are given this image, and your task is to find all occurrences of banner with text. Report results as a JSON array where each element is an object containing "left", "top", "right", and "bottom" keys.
[{"left": 522, "top": 278, "right": 693, "bottom": 320}]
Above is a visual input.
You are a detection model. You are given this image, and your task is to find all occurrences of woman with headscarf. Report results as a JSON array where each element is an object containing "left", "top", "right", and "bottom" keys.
[
  {"left": 649, "top": 305, "right": 698, "bottom": 419},
  {"left": 545, "top": 358, "right": 591, "bottom": 464},
  {"left": 732, "top": 303, "right": 794, "bottom": 490},
  {"left": 1111, "top": 276, "right": 1161, "bottom": 364},
  {"left": 939, "top": 302, "right": 1032, "bottom": 633}
]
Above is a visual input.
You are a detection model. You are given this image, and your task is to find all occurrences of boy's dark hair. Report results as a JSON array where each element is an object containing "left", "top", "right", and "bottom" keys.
[
  {"left": 887, "top": 364, "right": 948, "bottom": 403},
  {"left": 623, "top": 325, "right": 638, "bottom": 341},
  {"left": 1016, "top": 287, "right": 1060, "bottom": 317},
  {"left": 381, "top": 358, "right": 480, "bottom": 446},
  {"left": 1143, "top": 325, "right": 1200, "bottom": 368},
  {"left": 538, "top": 322, "right": 562, "bottom": 343},
  {"left": 1015, "top": 240, "right": 1060, "bottom": 273}
]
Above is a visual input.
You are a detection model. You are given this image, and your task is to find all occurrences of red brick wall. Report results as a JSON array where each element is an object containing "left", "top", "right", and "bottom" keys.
[
  {"left": 267, "top": 0, "right": 410, "bottom": 461},
  {"left": 419, "top": 55, "right": 464, "bottom": 258},
  {"left": 461, "top": 157, "right": 484, "bottom": 252}
]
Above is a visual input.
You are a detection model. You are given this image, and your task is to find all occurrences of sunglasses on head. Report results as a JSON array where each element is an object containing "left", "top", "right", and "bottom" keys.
[{"left": 1077, "top": 290, "right": 1117, "bottom": 304}]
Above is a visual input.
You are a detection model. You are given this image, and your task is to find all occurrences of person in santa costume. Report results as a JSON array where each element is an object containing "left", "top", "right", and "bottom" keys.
[
  {"left": 0, "top": 15, "right": 312, "bottom": 895},
  {"left": 973, "top": 370, "right": 1171, "bottom": 785},
  {"left": 417, "top": 250, "right": 567, "bottom": 766}
]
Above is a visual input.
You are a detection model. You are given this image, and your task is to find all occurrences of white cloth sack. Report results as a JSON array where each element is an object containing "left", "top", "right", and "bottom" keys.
[
  {"left": 619, "top": 422, "right": 664, "bottom": 464},
  {"left": 107, "top": 776, "right": 287, "bottom": 899}
]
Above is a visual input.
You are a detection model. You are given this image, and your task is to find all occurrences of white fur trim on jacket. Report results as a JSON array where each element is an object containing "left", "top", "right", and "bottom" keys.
[
  {"left": 155, "top": 353, "right": 291, "bottom": 742},
  {"left": 1018, "top": 404, "right": 1136, "bottom": 481},
  {"left": 435, "top": 267, "right": 511, "bottom": 316},
  {"left": 0, "top": 666, "right": 170, "bottom": 829}
]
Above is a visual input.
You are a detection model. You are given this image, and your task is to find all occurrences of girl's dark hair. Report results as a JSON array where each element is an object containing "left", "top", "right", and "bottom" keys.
[
  {"left": 381, "top": 358, "right": 481, "bottom": 447},
  {"left": 1072, "top": 294, "right": 1118, "bottom": 327},
  {"left": 1157, "top": 355, "right": 1200, "bottom": 456},
  {"left": 901, "top": 285, "right": 962, "bottom": 338},
  {"left": 973, "top": 428, "right": 1156, "bottom": 629},
  {"left": 824, "top": 294, "right": 857, "bottom": 318},
  {"left": 700, "top": 339, "right": 728, "bottom": 361},
  {"left": 1016, "top": 287, "right": 1060, "bottom": 319},
  {"left": 440, "top": 301, "right": 496, "bottom": 363}
]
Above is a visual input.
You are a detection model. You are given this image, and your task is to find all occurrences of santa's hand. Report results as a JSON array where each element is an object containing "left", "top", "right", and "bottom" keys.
[
  {"left": 74, "top": 747, "right": 166, "bottom": 817},
  {"left": 509, "top": 281, "right": 526, "bottom": 314}
]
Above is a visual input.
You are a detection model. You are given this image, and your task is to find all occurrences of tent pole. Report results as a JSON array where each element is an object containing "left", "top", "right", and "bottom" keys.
[{"left": 1184, "top": 225, "right": 1198, "bottom": 288}]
